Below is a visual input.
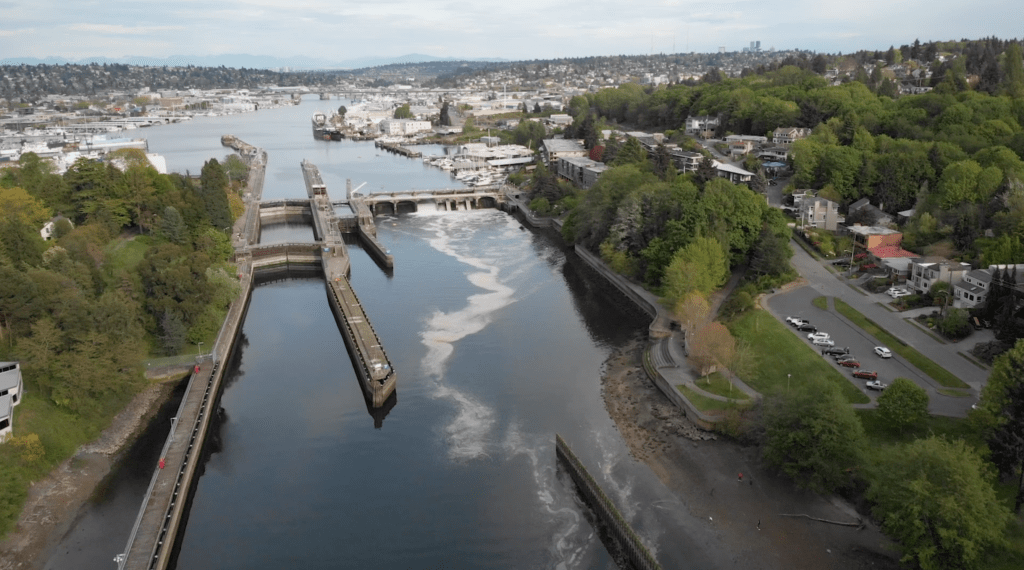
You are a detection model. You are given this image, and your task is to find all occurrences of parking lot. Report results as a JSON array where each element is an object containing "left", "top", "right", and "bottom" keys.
[{"left": 769, "top": 289, "right": 969, "bottom": 415}]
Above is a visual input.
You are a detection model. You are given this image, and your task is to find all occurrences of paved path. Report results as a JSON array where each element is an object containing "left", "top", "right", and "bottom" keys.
[{"left": 765, "top": 239, "right": 989, "bottom": 417}]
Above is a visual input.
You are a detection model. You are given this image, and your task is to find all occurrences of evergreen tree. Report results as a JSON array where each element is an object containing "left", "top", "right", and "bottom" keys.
[{"left": 199, "top": 159, "right": 232, "bottom": 230}]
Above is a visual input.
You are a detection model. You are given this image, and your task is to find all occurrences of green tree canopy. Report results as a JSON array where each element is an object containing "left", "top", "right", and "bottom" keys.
[
  {"left": 876, "top": 377, "right": 929, "bottom": 433},
  {"left": 393, "top": 103, "right": 413, "bottom": 119},
  {"left": 760, "top": 382, "right": 866, "bottom": 493},
  {"left": 867, "top": 436, "right": 1012, "bottom": 570}
]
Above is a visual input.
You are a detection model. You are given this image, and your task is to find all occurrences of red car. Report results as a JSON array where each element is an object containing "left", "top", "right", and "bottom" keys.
[
  {"left": 852, "top": 370, "right": 877, "bottom": 380},
  {"left": 839, "top": 359, "right": 861, "bottom": 368}
]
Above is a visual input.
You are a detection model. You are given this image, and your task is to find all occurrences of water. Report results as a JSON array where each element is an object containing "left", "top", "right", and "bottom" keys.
[{"left": 48, "top": 97, "right": 707, "bottom": 569}]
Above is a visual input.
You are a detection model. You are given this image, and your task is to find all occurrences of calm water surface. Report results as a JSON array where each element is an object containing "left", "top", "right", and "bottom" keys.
[{"left": 46, "top": 97, "right": 711, "bottom": 570}]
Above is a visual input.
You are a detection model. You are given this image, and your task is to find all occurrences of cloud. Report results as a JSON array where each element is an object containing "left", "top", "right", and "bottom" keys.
[{"left": 66, "top": 23, "right": 186, "bottom": 35}]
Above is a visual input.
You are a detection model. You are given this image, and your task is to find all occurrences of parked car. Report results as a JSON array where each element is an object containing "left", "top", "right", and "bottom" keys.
[
  {"left": 785, "top": 316, "right": 805, "bottom": 326},
  {"left": 839, "top": 359, "right": 861, "bottom": 368},
  {"left": 888, "top": 288, "right": 913, "bottom": 299},
  {"left": 807, "top": 332, "right": 830, "bottom": 341},
  {"left": 853, "top": 370, "right": 878, "bottom": 380},
  {"left": 796, "top": 323, "right": 817, "bottom": 332},
  {"left": 836, "top": 354, "right": 858, "bottom": 363},
  {"left": 874, "top": 346, "right": 892, "bottom": 358},
  {"left": 865, "top": 380, "right": 888, "bottom": 390},
  {"left": 812, "top": 338, "right": 836, "bottom": 347},
  {"left": 822, "top": 346, "right": 850, "bottom": 356}
]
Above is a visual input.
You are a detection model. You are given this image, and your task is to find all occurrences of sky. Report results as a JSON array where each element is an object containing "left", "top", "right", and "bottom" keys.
[{"left": 0, "top": 0, "right": 1019, "bottom": 65}]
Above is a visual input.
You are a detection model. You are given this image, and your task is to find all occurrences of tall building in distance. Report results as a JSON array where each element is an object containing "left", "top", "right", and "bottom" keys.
[
  {"left": 719, "top": 46, "right": 727, "bottom": 53},
  {"left": 750, "top": 41, "right": 761, "bottom": 52}
]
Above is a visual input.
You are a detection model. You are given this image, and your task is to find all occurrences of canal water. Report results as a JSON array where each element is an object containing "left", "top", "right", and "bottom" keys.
[{"left": 47, "top": 96, "right": 708, "bottom": 569}]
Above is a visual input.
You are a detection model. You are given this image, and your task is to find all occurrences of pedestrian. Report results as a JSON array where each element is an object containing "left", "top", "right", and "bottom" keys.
[
  {"left": 738, "top": 472, "right": 743, "bottom": 481},
  {"left": 159, "top": 458, "right": 165, "bottom": 470}
]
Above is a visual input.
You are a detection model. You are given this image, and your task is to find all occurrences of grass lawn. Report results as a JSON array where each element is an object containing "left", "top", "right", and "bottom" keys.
[
  {"left": 727, "top": 309, "right": 870, "bottom": 404},
  {"left": 937, "top": 388, "right": 972, "bottom": 397},
  {"left": 832, "top": 298, "right": 969, "bottom": 389},
  {"left": 677, "top": 385, "right": 749, "bottom": 412},
  {"left": 693, "top": 371, "right": 750, "bottom": 400},
  {"left": 812, "top": 296, "right": 828, "bottom": 310},
  {"left": 103, "top": 235, "right": 153, "bottom": 278}
]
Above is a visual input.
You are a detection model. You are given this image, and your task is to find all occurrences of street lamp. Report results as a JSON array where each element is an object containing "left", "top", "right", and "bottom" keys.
[
  {"left": 788, "top": 373, "right": 791, "bottom": 393},
  {"left": 843, "top": 249, "right": 855, "bottom": 276}
]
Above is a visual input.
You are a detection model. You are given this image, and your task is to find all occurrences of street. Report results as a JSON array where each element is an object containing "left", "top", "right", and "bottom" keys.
[{"left": 764, "top": 238, "right": 990, "bottom": 417}]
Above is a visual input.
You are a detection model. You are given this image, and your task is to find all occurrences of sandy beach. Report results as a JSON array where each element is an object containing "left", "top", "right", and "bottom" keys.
[{"left": 601, "top": 335, "right": 900, "bottom": 570}]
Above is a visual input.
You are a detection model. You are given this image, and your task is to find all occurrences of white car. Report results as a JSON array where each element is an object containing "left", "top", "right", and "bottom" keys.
[
  {"left": 874, "top": 346, "right": 893, "bottom": 358},
  {"left": 888, "top": 288, "right": 913, "bottom": 298},
  {"left": 812, "top": 338, "right": 836, "bottom": 347},
  {"left": 808, "top": 332, "right": 830, "bottom": 342}
]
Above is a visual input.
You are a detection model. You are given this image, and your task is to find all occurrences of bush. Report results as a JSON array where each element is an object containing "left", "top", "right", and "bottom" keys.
[
  {"left": 528, "top": 197, "right": 551, "bottom": 215},
  {"left": 936, "top": 308, "right": 972, "bottom": 340}
]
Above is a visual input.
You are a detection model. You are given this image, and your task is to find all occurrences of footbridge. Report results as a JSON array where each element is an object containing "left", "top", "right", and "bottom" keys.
[
  {"left": 117, "top": 140, "right": 396, "bottom": 570},
  {"left": 339, "top": 185, "right": 505, "bottom": 216}
]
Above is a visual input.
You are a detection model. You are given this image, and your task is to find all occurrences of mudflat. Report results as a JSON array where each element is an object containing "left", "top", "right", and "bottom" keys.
[{"left": 601, "top": 336, "right": 900, "bottom": 570}]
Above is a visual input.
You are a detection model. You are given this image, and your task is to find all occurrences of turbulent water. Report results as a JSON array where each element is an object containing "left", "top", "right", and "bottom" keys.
[{"left": 45, "top": 96, "right": 704, "bottom": 570}]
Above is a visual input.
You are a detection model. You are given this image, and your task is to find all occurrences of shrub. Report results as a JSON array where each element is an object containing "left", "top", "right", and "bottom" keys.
[{"left": 936, "top": 308, "right": 972, "bottom": 339}]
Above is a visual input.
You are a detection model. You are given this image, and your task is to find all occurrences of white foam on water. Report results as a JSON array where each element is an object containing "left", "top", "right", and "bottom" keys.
[
  {"left": 501, "top": 424, "right": 592, "bottom": 569},
  {"left": 418, "top": 213, "right": 517, "bottom": 460}
]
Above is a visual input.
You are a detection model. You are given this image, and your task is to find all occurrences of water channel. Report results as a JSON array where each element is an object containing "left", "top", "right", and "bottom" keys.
[{"left": 46, "top": 96, "right": 708, "bottom": 569}]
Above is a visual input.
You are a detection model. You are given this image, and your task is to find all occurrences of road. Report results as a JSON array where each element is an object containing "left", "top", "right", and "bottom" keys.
[{"left": 764, "top": 239, "right": 990, "bottom": 417}]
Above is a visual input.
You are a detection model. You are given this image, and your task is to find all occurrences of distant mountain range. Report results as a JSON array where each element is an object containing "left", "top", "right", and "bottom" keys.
[{"left": 0, "top": 53, "right": 507, "bottom": 71}]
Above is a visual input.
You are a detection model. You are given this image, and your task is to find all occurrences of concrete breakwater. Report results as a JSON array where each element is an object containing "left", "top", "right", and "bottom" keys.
[{"left": 555, "top": 434, "right": 663, "bottom": 570}]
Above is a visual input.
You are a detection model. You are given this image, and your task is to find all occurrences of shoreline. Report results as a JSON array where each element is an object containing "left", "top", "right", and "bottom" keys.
[
  {"left": 600, "top": 336, "right": 900, "bottom": 570},
  {"left": 0, "top": 376, "right": 183, "bottom": 570}
]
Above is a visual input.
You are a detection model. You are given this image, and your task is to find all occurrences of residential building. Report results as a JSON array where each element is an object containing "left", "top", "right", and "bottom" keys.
[
  {"left": 801, "top": 197, "right": 841, "bottom": 231},
  {"left": 757, "top": 147, "right": 790, "bottom": 161},
  {"left": 0, "top": 362, "right": 23, "bottom": 442},
  {"left": 848, "top": 198, "right": 894, "bottom": 227},
  {"left": 684, "top": 115, "right": 719, "bottom": 138},
  {"left": 557, "top": 156, "right": 608, "bottom": 189},
  {"left": 670, "top": 149, "right": 704, "bottom": 173},
  {"left": 846, "top": 225, "right": 903, "bottom": 250},
  {"left": 953, "top": 264, "right": 1024, "bottom": 308},
  {"left": 772, "top": 127, "right": 811, "bottom": 145},
  {"left": 867, "top": 245, "right": 920, "bottom": 281},
  {"left": 712, "top": 161, "right": 755, "bottom": 184},
  {"left": 908, "top": 257, "right": 972, "bottom": 295},
  {"left": 540, "top": 138, "right": 586, "bottom": 165}
]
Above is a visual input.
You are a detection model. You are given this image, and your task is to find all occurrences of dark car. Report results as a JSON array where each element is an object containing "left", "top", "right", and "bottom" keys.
[
  {"left": 852, "top": 370, "right": 878, "bottom": 380},
  {"left": 796, "top": 323, "right": 817, "bottom": 332},
  {"left": 839, "top": 359, "right": 861, "bottom": 368},
  {"left": 822, "top": 346, "right": 850, "bottom": 356}
]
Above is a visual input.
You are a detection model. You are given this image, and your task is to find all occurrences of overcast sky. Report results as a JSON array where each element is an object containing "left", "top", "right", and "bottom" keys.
[{"left": 1, "top": 0, "right": 1018, "bottom": 64}]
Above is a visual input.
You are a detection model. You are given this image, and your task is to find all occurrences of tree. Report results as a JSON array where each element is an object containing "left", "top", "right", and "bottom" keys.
[
  {"left": 761, "top": 383, "right": 866, "bottom": 493},
  {"left": 690, "top": 321, "right": 735, "bottom": 376},
  {"left": 612, "top": 137, "right": 647, "bottom": 166},
  {"left": 674, "top": 292, "right": 710, "bottom": 337},
  {"left": 661, "top": 236, "right": 729, "bottom": 302},
  {"left": 978, "top": 339, "right": 1024, "bottom": 512},
  {"left": 199, "top": 159, "right": 232, "bottom": 229},
  {"left": 533, "top": 102, "right": 542, "bottom": 114},
  {"left": 1003, "top": 43, "right": 1024, "bottom": 98},
  {"left": 867, "top": 437, "right": 1012, "bottom": 570},
  {"left": 749, "top": 224, "right": 793, "bottom": 278},
  {"left": 337, "top": 105, "right": 347, "bottom": 119},
  {"left": 393, "top": 103, "right": 413, "bottom": 119},
  {"left": 876, "top": 377, "right": 929, "bottom": 433},
  {"left": 696, "top": 155, "right": 716, "bottom": 185},
  {"left": 439, "top": 101, "right": 451, "bottom": 126}
]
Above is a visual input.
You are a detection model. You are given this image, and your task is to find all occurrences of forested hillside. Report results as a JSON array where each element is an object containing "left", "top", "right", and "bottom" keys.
[{"left": 0, "top": 149, "right": 245, "bottom": 535}]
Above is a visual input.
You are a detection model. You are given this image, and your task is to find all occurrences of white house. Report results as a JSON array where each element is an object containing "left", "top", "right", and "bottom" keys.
[
  {"left": 953, "top": 264, "right": 1024, "bottom": 308},
  {"left": 0, "top": 362, "right": 23, "bottom": 443}
]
